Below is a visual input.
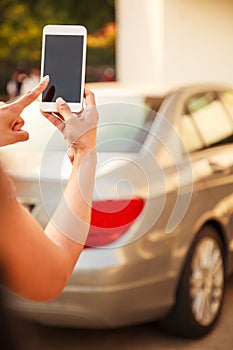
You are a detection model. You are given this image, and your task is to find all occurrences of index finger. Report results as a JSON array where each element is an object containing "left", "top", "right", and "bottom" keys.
[
  {"left": 84, "top": 88, "right": 96, "bottom": 108},
  {"left": 12, "top": 75, "right": 50, "bottom": 112}
]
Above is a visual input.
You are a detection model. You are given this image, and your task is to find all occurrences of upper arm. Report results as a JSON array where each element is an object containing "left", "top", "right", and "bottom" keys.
[{"left": 0, "top": 169, "right": 72, "bottom": 301}]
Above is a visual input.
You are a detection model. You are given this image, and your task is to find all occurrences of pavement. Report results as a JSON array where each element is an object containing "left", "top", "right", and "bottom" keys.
[{"left": 13, "top": 275, "right": 233, "bottom": 350}]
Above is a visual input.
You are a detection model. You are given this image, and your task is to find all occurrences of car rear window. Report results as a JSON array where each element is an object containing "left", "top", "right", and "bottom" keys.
[
  {"left": 181, "top": 91, "right": 233, "bottom": 152},
  {"left": 96, "top": 97, "right": 164, "bottom": 152},
  {"left": 220, "top": 90, "right": 233, "bottom": 119}
]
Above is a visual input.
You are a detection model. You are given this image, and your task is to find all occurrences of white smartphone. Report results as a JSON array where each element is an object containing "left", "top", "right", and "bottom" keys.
[{"left": 40, "top": 25, "right": 87, "bottom": 113}]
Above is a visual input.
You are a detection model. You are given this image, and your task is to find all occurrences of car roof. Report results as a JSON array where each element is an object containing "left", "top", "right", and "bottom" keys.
[
  {"left": 87, "top": 81, "right": 233, "bottom": 100},
  {"left": 87, "top": 81, "right": 180, "bottom": 99}
]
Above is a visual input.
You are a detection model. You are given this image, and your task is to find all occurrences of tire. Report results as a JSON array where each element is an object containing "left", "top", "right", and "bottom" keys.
[{"left": 160, "top": 224, "right": 226, "bottom": 338}]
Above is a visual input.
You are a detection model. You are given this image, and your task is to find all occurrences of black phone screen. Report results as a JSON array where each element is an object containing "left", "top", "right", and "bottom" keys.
[{"left": 42, "top": 34, "right": 84, "bottom": 103}]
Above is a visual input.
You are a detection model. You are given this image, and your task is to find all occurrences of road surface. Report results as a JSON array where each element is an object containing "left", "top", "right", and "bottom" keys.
[{"left": 14, "top": 275, "right": 233, "bottom": 350}]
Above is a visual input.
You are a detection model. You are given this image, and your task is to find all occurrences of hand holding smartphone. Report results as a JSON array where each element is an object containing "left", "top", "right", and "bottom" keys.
[{"left": 40, "top": 25, "right": 87, "bottom": 113}]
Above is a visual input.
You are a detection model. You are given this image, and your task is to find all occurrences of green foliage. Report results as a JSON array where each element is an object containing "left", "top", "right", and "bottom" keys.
[
  {"left": 0, "top": 1, "right": 68, "bottom": 63},
  {"left": 0, "top": 0, "right": 115, "bottom": 96}
]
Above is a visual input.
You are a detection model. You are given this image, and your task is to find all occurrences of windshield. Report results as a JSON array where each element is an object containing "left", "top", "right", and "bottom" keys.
[{"left": 96, "top": 99, "right": 162, "bottom": 153}]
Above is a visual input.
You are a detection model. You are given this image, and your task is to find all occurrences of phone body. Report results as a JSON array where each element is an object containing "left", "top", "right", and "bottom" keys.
[{"left": 40, "top": 25, "right": 87, "bottom": 113}]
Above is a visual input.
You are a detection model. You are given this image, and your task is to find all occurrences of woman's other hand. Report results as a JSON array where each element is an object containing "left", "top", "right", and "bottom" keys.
[
  {"left": 0, "top": 76, "right": 49, "bottom": 147},
  {"left": 42, "top": 88, "right": 99, "bottom": 162}
]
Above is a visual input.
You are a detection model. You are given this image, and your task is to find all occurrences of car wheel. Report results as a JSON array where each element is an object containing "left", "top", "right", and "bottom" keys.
[{"left": 160, "top": 224, "right": 225, "bottom": 338}]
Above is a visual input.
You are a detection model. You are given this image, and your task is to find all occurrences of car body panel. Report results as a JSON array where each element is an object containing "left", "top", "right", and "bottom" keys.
[{"left": 3, "top": 82, "right": 233, "bottom": 327}]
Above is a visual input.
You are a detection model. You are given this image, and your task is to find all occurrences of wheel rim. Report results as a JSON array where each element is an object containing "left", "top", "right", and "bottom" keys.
[{"left": 189, "top": 236, "right": 224, "bottom": 326}]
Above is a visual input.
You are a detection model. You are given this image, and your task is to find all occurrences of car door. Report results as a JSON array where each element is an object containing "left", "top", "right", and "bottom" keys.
[{"left": 180, "top": 90, "right": 233, "bottom": 257}]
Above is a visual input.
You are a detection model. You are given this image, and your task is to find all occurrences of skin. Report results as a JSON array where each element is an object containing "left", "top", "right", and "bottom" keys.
[{"left": 0, "top": 76, "right": 98, "bottom": 301}]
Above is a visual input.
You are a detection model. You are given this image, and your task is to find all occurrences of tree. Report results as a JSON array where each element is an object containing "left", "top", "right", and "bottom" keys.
[{"left": 0, "top": 0, "right": 115, "bottom": 96}]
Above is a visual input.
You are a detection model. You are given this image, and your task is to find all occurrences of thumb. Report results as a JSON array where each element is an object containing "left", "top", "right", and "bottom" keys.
[{"left": 12, "top": 130, "right": 29, "bottom": 143}]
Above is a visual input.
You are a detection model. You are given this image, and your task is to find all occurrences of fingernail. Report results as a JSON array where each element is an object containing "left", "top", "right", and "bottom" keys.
[
  {"left": 41, "top": 75, "right": 49, "bottom": 83},
  {"left": 56, "top": 97, "right": 65, "bottom": 105}
]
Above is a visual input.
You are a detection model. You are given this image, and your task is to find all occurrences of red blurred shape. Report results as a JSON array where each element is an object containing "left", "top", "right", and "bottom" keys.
[{"left": 85, "top": 198, "right": 145, "bottom": 248}]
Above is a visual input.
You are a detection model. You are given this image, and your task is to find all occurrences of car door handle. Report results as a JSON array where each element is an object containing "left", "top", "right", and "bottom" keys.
[{"left": 208, "top": 160, "right": 230, "bottom": 175}]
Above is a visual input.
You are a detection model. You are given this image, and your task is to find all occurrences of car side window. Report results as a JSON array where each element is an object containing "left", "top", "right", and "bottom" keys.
[
  {"left": 180, "top": 114, "right": 204, "bottom": 152},
  {"left": 220, "top": 91, "right": 233, "bottom": 119},
  {"left": 181, "top": 92, "right": 233, "bottom": 153}
]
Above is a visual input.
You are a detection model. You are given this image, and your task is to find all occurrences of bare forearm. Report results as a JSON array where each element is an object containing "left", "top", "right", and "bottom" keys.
[{"left": 45, "top": 149, "right": 97, "bottom": 265}]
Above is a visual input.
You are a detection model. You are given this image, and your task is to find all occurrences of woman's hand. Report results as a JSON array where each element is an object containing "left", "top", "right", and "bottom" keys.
[
  {"left": 42, "top": 88, "right": 99, "bottom": 162},
  {"left": 0, "top": 76, "right": 49, "bottom": 147}
]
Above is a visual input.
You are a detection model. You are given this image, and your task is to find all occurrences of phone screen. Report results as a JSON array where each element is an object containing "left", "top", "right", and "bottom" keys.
[{"left": 42, "top": 34, "right": 84, "bottom": 103}]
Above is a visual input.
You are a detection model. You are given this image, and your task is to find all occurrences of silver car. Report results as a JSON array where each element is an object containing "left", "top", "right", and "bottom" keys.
[{"left": 3, "top": 83, "right": 233, "bottom": 338}]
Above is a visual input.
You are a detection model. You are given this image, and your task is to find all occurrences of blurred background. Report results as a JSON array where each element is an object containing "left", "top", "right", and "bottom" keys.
[
  {"left": 0, "top": 0, "right": 116, "bottom": 100},
  {"left": 1, "top": 0, "right": 233, "bottom": 101}
]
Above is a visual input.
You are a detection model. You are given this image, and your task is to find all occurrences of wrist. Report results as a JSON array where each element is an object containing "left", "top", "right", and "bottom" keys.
[{"left": 71, "top": 147, "right": 97, "bottom": 168}]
